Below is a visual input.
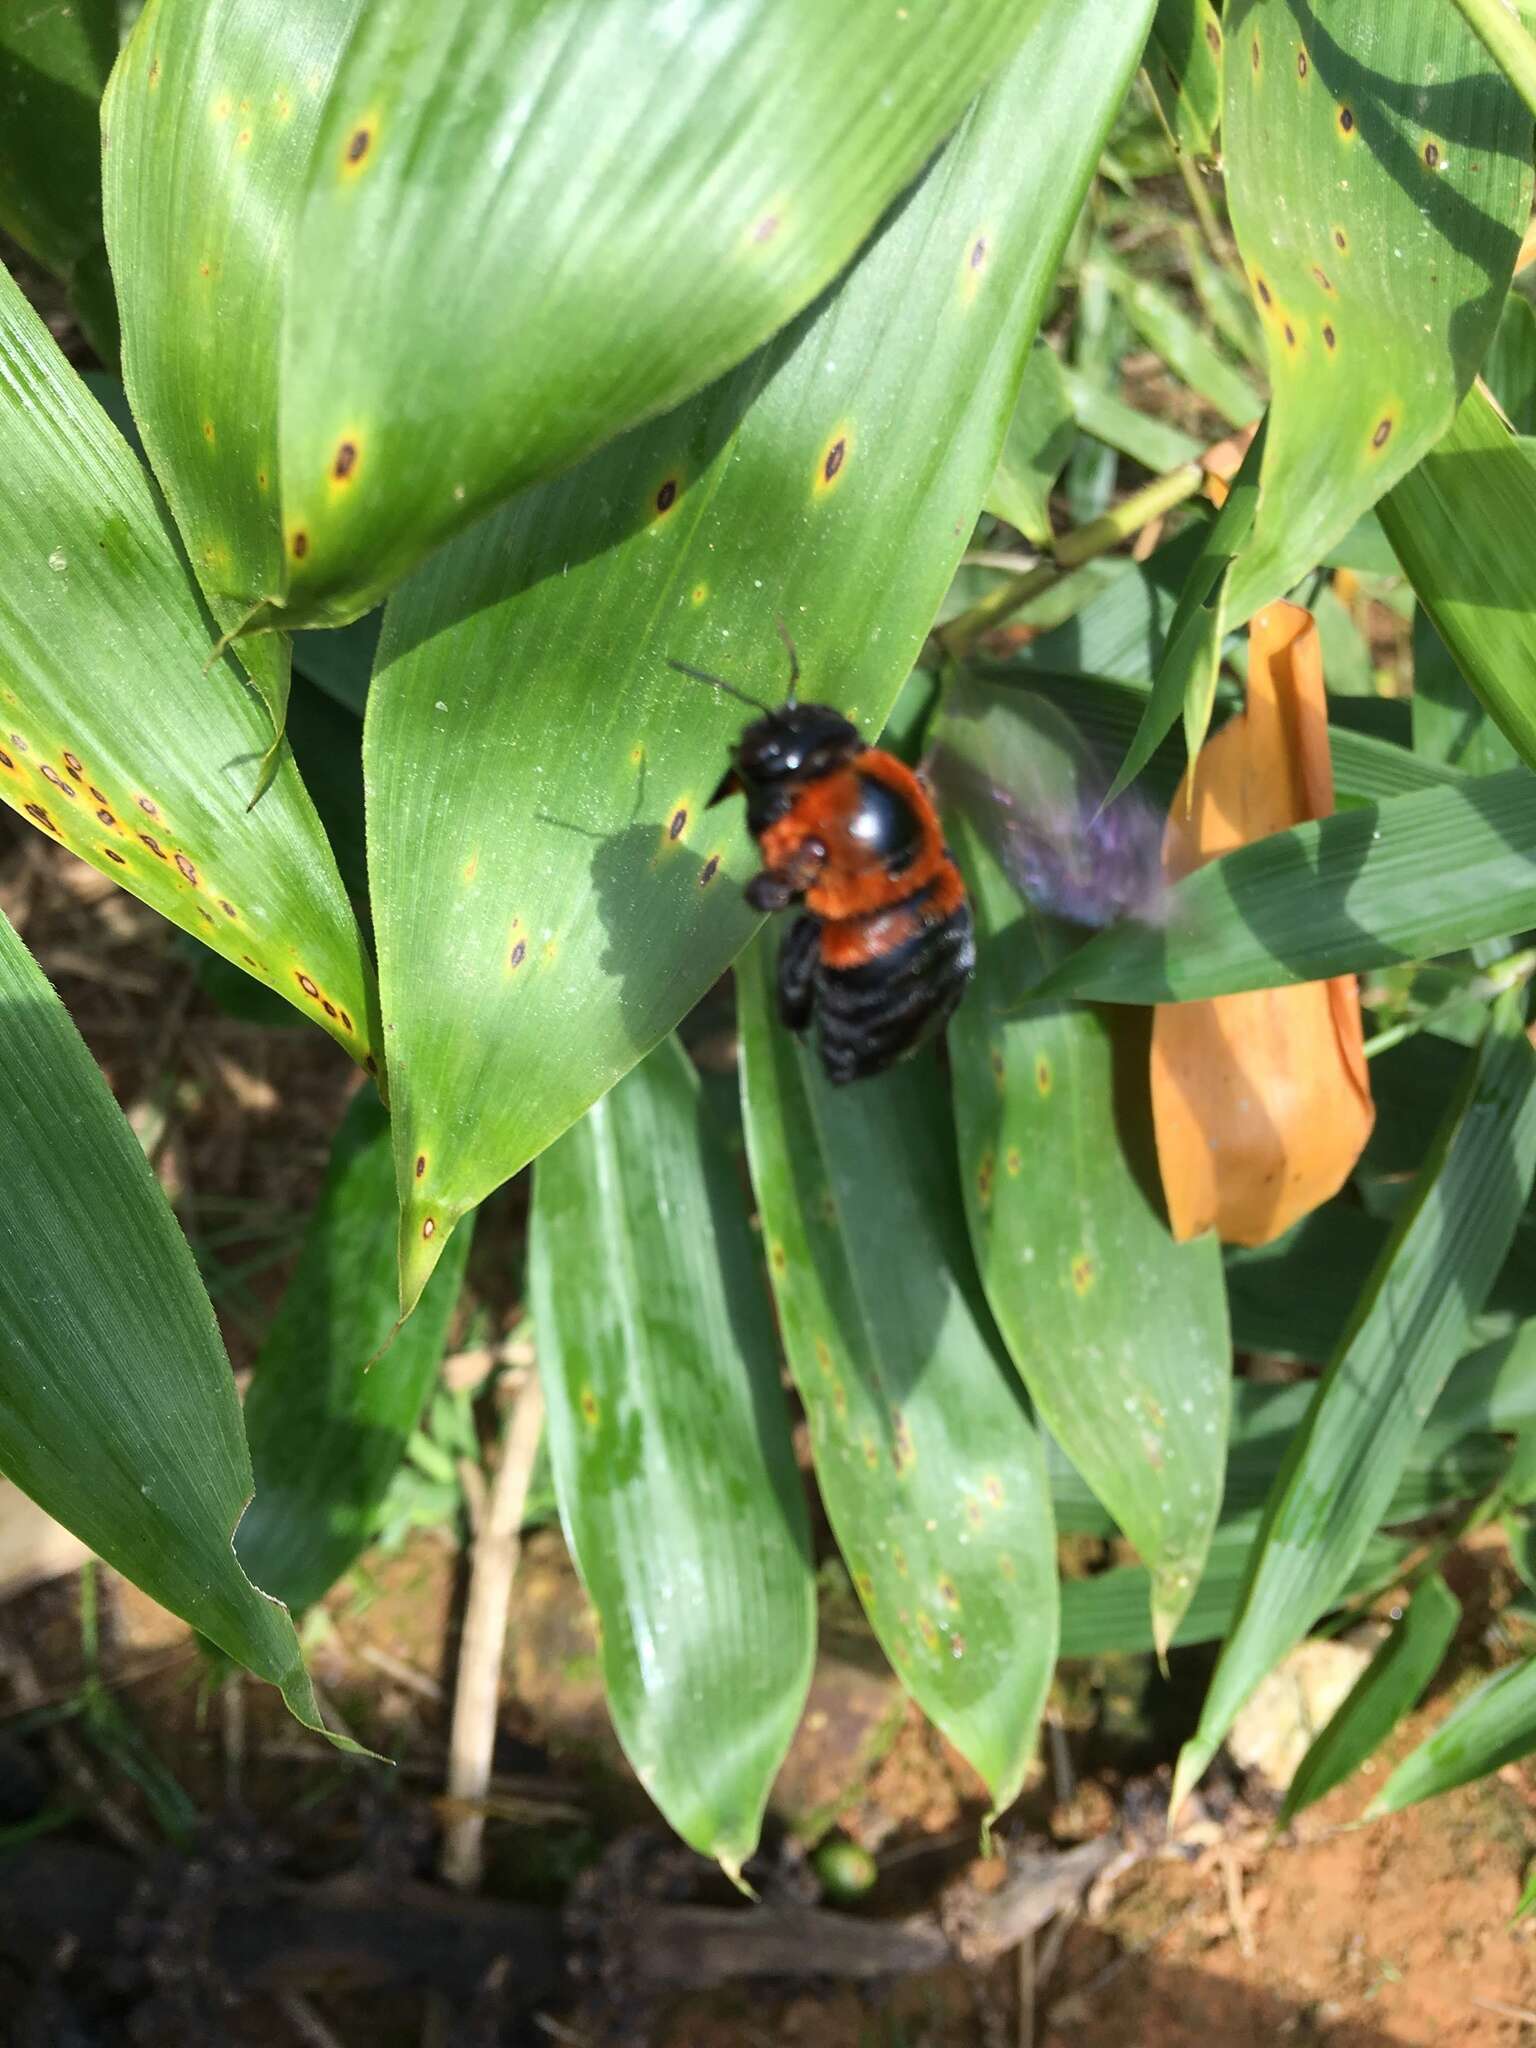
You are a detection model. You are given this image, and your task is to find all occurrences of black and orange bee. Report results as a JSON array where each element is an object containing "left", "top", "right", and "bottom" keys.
[{"left": 671, "top": 632, "right": 974, "bottom": 1084}]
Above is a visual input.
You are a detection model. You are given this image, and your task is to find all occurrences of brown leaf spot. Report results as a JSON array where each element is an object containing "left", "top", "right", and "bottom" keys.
[
  {"left": 1372, "top": 416, "right": 1393, "bottom": 449},
  {"left": 103, "top": 848, "right": 126, "bottom": 864},
  {"left": 969, "top": 235, "right": 987, "bottom": 271},
  {"left": 699, "top": 855, "right": 720, "bottom": 886},
  {"left": 0, "top": 750, "right": 13, "bottom": 771},
  {"left": 333, "top": 440, "right": 358, "bottom": 481},
  {"left": 24, "top": 803, "right": 55, "bottom": 831},
  {"left": 510, "top": 939, "right": 527, "bottom": 968},
  {"left": 364, "top": 1055, "right": 378, "bottom": 1075},
  {"left": 339, "top": 1009, "right": 353, "bottom": 1032},
  {"left": 1205, "top": 20, "right": 1221, "bottom": 53},
  {"left": 823, "top": 437, "right": 846, "bottom": 483},
  {"left": 421, "top": 1216, "right": 435, "bottom": 1240},
  {"left": 1035, "top": 1054, "right": 1052, "bottom": 1096},
  {"left": 139, "top": 833, "right": 166, "bottom": 858},
  {"left": 1424, "top": 141, "right": 1441, "bottom": 169},
  {"left": 291, "top": 529, "right": 309, "bottom": 560},
  {"left": 415, "top": 1153, "right": 427, "bottom": 1179},
  {"left": 1334, "top": 227, "right": 1348, "bottom": 252},
  {"left": 1255, "top": 275, "right": 1272, "bottom": 306},
  {"left": 1250, "top": 35, "right": 1260, "bottom": 70},
  {"left": 669, "top": 807, "right": 687, "bottom": 841},
  {"left": 219, "top": 899, "right": 237, "bottom": 918},
  {"left": 94, "top": 807, "right": 115, "bottom": 826},
  {"left": 174, "top": 853, "right": 198, "bottom": 884},
  {"left": 655, "top": 477, "right": 678, "bottom": 513},
  {"left": 1312, "top": 266, "right": 1333, "bottom": 292},
  {"left": 137, "top": 795, "right": 159, "bottom": 817},
  {"left": 40, "top": 765, "right": 74, "bottom": 796},
  {"left": 1323, "top": 323, "right": 1337, "bottom": 350},
  {"left": 202, "top": 419, "right": 215, "bottom": 443},
  {"left": 580, "top": 1388, "right": 600, "bottom": 1426},
  {"left": 322, "top": 998, "right": 337, "bottom": 1017},
  {"left": 62, "top": 753, "right": 82, "bottom": 778},
  {"left": 9, "top": 734, "right": 27, "bottom": 752},
  {"left": 1296, "top": 48, "right": 1308, "bottom": 78},
  {"left": 296, "top": 972, "right": 319, "bottom": 997},
  {"left": 1283, "top": 322, "right": 1296, "bottom": 348},
  {"left": 1338, "top": 105, "right": 1355, "bottom": 134},
  {"left": 1071, "top": 1252, "right": 1096, "bottom": 1296},
  {"left": 346, "top": 126, "right": 370, "bottom": 164}
]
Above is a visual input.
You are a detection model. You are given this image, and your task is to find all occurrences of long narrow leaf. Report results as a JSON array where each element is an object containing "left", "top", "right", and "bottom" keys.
[
  {"left": 1173, "top": 999, "right": 1536, "bottom": 1811},
  {"left": 0, "top": 907, "right": 340, "bottom": 1742},
  {"left": 0, "top": 265, "right": 380, "bottom": 1071},
  {"left": 1380, "top": 382, "right": 1536, "bottom": 776},
  {"left": 235, "top": 1091, "right": 472, "bottom": 1614},
  {"left": 1221, "top": 0, "right": 1531, "bottom": 621},
  {"left": 367, "top": 1, "right": 1156, "bottom": 1314},
  {"left": 1281, "top": 1575, "right": 1461, "bottom": 1821},
  {"left": 737, "top": 937, "right": 1058, "bottom": 1816},
  {"left": 1037, "top": 769, "right": 1536, "bottom": 1005},
  {"left": 1371, "top": 1654, "right": 1536, "bottom": 1815},
  {"left": 939, "top": 683, "right": 1229, "bottom": 1652},
  {"left": 103, "top": 0, "right": 366, "bottom": 769},
  {"left": 268, "top": 0, "right": 1036, "bottom": 624},
  {"left": 530, "top": 1037, "right": 813, "bottom": 1879}
]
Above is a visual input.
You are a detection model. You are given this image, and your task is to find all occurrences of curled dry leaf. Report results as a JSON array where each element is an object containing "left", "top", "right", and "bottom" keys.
[{"left": 1151, "top": 602, "right": 1375, "bottom": 1246}]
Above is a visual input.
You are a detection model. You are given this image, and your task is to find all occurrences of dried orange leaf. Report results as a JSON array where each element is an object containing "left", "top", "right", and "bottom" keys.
[{"left": 1151, "top": 602, "right": 1375, "bottom": 1246}]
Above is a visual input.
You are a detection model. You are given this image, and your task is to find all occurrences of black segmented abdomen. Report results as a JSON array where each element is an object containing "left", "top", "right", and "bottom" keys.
[{"left": 812, "top": 898, "right": 975, "bottom": 1085}]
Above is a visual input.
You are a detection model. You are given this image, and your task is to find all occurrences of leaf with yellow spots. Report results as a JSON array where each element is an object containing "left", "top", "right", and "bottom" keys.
[
  {"left": 0, "top": 904, "right": 355, "bottom": 1750},
  {"left": 265, "top": 0, "right": 1042, "bottom": 626},
  {"left": 102, "top": 0, "right": 367, "bottom": 786},
  {"left": 366, "top": 0, "right": 1158, "bottom": 1314},
  {"left": 1220, "top": 0, "right": 1531, "bottom": 623},
  {"left": 0, "top": 264, "right": 379, "bottom": 1074},
  {"left": 1146, "top": 0, "right": 1225, "bottom": 159},
  {"left": 739, "top": 937, "right": 1058, "bottom": 1816},
  {"left": 529, "top": 1036, "right": 813, "bottom": 1882},
  {"left": 937, "top": 679, "right": 1230, "bottom": 1656},
  {"left": 1150, "top": 604, "right": 1376, "bottom": 1249}
]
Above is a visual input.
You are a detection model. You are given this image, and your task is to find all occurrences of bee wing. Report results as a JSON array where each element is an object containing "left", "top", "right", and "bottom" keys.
[{"left": 925, "top": 689, "right": 1168, "bottom": 931}]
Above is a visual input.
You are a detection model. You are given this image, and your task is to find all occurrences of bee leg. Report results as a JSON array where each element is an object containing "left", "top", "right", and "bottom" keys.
[
  {"left": 776, "top": 915, "right": 821, "bottom": 1035},
  {"left": 745, "top": 868, "right": 797, "bottom": 912}
]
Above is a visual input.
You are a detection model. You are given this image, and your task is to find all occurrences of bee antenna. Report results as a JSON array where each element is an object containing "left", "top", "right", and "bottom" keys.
[
  {"left": 666, "top": 656, "right": 774, "bottom": 718},
  {"left": 774, "top": 617, "right": 801, "bottom": 708}
]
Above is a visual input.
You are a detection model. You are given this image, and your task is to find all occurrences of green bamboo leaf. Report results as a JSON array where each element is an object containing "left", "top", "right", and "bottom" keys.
[
  {"left": 1370, "top": 1653, "right": 1536, "bottom": 1816},
  {"left": 1484, "top": 293, "right": 1536, "bottom": 432},
  {"left": 1095, "top": 259, "right": 1261, "bottom": 429},
  {"left": 1146, "top": 0, "right": 1225, "bottom": 157},
  {"left": 737, "top": 936, "right": 1057, "bottom": 1816},
  {"left": 1280, "top": 1576, "right": 1461, "bottom": 1822},
  {"left": 1221, "top": 0, "right": 1532, "bottom": 623},
  {"left": 0, "top": 265, "right": 379, "bottom": 1073},
  {"left": 0, "top": 0, "right": 119, "bottom": 361},
  {"left": 987, "top": 340, "right": 1075, "bottom": 546},
  {"left": 234, "top": 1091, "right": 472, "bottom": 1615},
  {"left": 0, "top": 906, "right": 342, "bottom": 1743},
  {"left": 1173, "top": 1000, "right": 1536, "bottom": 1812},
  {"left": 1035, "top": 768, "right": 1536, "bottom": 1005},
  {"left": 1447, "top": 0, "right": 1536, "bottom": 126},
  {"left": 368, "top": 1, "right": 1156, "bottom": 1314},
  {"left": 1101, "top": 424, "right": 1266, "bottom": 805},
  {"left": 266, "top": 1, "right": 1041, "bottom": 627},
  {"left": 529, "top": 1036, "right": 813, "bottom": 1879},
  {"left": 939, "top": 683, "right": 1229, "bottom": 1652},
  {"left": 1060, "top": 367, "right": 1204, "bottom": 475},
  {"left": 1061, "top": 1522, "right": 1412, "bottom": 1661},
  {"left": 1380, "top": 382, "right": 1536, "bottom": 776},
  {"left": 104, "top": 0, "right": 366, "bottom": 778},
  {"left": 1052, "top": 1332, "right": 1536, "bottom": 1539},
  {"left": 1409, "top": 605, "right": 1518, "bottom": 780}
]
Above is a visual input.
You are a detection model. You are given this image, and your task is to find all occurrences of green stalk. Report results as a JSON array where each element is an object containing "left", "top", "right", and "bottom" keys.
[{"left": 1446, "top": 0, "right": 1536, "bottom": 123}]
